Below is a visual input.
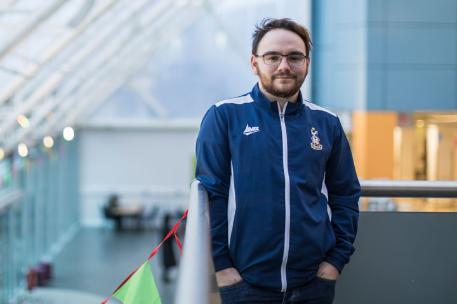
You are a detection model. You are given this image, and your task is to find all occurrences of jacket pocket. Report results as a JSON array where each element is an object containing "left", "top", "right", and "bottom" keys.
[{"left": 219, "top": 279, "right": 244, "bottom": 291}]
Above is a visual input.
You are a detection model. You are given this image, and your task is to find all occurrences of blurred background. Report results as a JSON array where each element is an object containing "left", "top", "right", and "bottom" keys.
[{"left": 0, "top": 0, "right": 456, "bottom": 303}]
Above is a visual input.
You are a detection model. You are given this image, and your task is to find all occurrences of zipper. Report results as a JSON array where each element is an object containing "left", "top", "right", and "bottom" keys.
[{"left": 278, "top": 102, "right": 290, "bottom": 292}]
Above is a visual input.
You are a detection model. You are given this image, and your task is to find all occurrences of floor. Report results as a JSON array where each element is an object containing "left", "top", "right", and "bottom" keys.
[
  {"left": 19, "top": 288, "right": 105, "bottom": 304},
  {"left": 41, "top": 227, "right": 178, "bottom": 304}
]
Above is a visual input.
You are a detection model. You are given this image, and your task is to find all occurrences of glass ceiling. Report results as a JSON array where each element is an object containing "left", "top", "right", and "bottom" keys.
[
  {"left": 0, "top": 0, "right": 216, "bottom": 157},
  {"left": 0, "top": 0, "right": 312, "bottom": 159}
]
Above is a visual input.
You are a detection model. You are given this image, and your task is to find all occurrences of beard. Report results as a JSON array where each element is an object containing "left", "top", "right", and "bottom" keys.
[{"left": 257, "top": 69, "right": 306, "bottom": 99}]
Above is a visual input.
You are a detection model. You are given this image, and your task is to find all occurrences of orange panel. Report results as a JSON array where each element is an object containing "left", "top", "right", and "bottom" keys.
[{"left": 352, "top": 111, "right": 398, "bottom": 179}]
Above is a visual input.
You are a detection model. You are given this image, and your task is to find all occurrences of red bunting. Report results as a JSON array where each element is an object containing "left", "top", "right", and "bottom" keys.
[{"left": 101, "top": 209, "right": 188, "bottom": 304}]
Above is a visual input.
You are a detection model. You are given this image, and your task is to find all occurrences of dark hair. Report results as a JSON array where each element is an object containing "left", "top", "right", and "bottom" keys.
[{"left": 252, "top": 18, "right": 312, "bottom": 57}]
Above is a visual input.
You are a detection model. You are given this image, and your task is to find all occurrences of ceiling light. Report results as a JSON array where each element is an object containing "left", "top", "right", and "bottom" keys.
[
  {"left": 18, "top": 143, "right": 28, "bottom": 157},
  {"left": 43, "top": 136, "right": 54, "bottom": 148},
  {"left": 63, "top": 127, "right": 75, "bottom": 141},
  {"left": 17, "top": 114, "right": 30, "bottom": 128}
]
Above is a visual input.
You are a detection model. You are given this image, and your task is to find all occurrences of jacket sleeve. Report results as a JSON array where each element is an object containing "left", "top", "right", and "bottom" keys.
[
  {"left": 195, "top": 105, "right": 233, "bottom": 272},
  {"left": 324, "top": 117, "right": 361, "bottom": 273}
]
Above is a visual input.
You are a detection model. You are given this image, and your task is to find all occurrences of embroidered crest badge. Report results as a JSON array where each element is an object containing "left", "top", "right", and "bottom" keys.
[{"left": 310, "top": 127, "right": 323, "bottom": 150}]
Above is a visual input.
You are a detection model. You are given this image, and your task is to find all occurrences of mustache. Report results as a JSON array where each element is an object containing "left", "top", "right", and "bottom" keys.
[{"left": 272, "top": 73, "right": 297, "bottom": 80}]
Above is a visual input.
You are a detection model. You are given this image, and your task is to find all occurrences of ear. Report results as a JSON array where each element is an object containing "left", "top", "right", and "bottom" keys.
[
  {"left": 250, "top": 55, "right": 259, "bottom": 75},
  {"left": 305, "top": 56, "right": 311, "bottom": 69}
]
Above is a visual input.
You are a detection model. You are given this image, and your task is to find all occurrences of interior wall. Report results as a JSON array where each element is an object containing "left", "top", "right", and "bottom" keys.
[
  {"left": 312, "top": 0, "right": 368, "bottom": 110},
  {"left": 337, "top": 212, "right": 457, "bottom": 304},
  {"left": 313, "top": 0, "right": 457, "bottom": 111},
  {"left": 79, "top": 127, "right": 198, "bottom": 226}
]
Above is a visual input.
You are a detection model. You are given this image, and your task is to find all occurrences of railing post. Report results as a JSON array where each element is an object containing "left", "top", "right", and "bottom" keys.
[{"left": 175, "top": 180, "right": 219, "bottom": 304}]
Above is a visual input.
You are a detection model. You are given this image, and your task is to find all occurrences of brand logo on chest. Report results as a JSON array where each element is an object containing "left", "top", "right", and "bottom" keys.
[
  {"left": 243, "top": 124, "right": 260, "bottom": 136},
  {"left": 310, "top": 127, "right": 323, "bottom": 150}
]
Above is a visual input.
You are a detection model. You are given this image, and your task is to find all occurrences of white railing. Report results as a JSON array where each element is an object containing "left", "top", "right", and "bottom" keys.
[
  {"left": 175, "top": 180, "right": 219, "bottom": 304},
  {"left": 360, "top": 180, "right": 457, "bottom": 198},
  {"left": 175, "top": 180, "right": 457, "bottom": 303}
]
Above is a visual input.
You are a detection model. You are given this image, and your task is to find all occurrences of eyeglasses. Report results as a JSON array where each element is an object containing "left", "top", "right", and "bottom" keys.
[{"left": 255, "top": 52, "right": 308, "bottom": 67}]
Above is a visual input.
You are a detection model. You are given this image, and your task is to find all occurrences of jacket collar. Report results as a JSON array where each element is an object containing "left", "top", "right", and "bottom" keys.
[{"left": 250, "top": 83, "right": 303, "bottom": 115}]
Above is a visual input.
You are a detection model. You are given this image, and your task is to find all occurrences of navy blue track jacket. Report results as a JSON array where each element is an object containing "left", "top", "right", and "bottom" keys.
[{"left": 196, "top": 83, "right": 360, "bottom": 292}]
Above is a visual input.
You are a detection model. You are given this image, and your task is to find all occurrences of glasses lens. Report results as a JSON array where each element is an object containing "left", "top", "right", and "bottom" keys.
[
  {"left": 263, "top": 54, "right": 282, "bottom": 65},
  {"left": 287, "top": 54, "right": 306, "bottom": 66}
]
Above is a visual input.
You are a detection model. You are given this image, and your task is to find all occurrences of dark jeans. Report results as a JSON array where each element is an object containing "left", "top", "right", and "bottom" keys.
[{"left": 219, "top": 276, "right": 336, "bottom": 304}]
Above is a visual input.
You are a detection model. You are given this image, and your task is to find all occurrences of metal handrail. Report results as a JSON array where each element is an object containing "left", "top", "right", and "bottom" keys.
[
  {"left": 175, "top": 180, "right": 219, "bottom": 304},
  {"left": 175, "top": 179, "right": 457, "bottom": 303},
  {"left": 360, "top": 180, "right": 457, "bottom": 198}
]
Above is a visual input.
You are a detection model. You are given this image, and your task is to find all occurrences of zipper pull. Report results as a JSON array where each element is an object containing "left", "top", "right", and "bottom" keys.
[{"left": 277, "top": 101, "right": 287, "bottom": 120}]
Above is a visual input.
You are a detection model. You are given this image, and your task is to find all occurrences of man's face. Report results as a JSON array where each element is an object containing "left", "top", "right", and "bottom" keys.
[{"left": 251, "top": 29, "right": 309, "bottom": 99}]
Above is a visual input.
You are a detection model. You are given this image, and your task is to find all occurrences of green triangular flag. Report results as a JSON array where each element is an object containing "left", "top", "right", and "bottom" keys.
[{"left": 112, "top": 261, "right": 161, "bottom": 304}]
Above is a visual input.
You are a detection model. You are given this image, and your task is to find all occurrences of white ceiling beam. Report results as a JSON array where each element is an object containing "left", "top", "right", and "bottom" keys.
[
  {"left": 42, "top": 2, "right": 198, "bottom": 138},
  {"left": 0, "top": 0, "right": 120, "bottom": 136},
  {"left": 0, "top": 72, "right": 63, "bottom": 140},
  {"left": 79, "top": 118, "right": 200, "bottom": 130},
  {"left": 0, "top": 0, "right": 67, "bottom": 61},
  {"left": 2, "top": 0, "right": 221, "bottom": 154},
  {"left": 46, "top": 2, "right": 180, "bottom": 133},
  {"left": 62, "top": 5, "right": 197, "bottom": 128},
  {"left": 0, "top": 0, "right": 118, "bottom": 106},
  {"left": 127, "top": 78, "right": 169, "bottom": 118},
  {"left": 2, "top": 0, "right": 171, "bottom": 152},
  {"left": 63, "top": 0, "right": 218, "bottom": 130}
]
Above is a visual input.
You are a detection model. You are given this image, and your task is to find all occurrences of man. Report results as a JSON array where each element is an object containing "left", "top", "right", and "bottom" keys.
[{"left": 196, "top": 18, "right": 360, "bottom": 304}]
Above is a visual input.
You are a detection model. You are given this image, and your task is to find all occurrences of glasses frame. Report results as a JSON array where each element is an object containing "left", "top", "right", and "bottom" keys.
[{"left": 254, "top": 52, "right": 309, "bottom": 67}]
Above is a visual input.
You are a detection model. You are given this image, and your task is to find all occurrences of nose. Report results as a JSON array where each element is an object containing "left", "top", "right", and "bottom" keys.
[{"left": 277, "top": 56, "right": 291, "bottom": 71}]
